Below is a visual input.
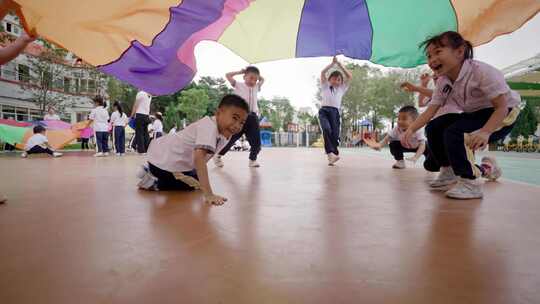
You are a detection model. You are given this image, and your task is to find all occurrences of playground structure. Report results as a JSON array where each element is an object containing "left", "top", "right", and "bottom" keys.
[{"left": 500, "top": 135, "right": 540, "bottom": 153}]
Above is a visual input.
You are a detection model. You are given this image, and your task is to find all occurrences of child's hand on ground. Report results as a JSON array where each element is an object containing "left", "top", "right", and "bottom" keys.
[
  {"left": 420, "top": 73, "right": 431, "bottom": 87},
  {"left": 406, "top": 156, "right": 419, "bottom": 163},
  {"left": 400, "top": 82, "right": 416, "bottom": 93},
  {"left": 204, "top": 193, "right": 228, "bottom": 206},
  {"left": 466, "top": 130, "right": 490, "bottom": 151}
]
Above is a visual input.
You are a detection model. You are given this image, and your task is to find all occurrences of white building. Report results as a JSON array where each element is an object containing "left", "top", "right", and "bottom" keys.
[{"left": 0, "top": 14, "right": 106, "bottom": 123}]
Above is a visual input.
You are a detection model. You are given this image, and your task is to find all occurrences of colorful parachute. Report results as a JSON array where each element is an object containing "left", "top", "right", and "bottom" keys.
[
  {"left": 0, "top": 119, "right": 90, "bottom": 150},
  {"left": 5, "top": 0, "right": 540, "bottom": 95}
]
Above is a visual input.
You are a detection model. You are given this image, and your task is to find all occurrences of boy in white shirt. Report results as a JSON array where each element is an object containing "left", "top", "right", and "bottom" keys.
[
  {"left": 365, "top": 106, "right": 427, "bottom": 169},
  {"left": 152, "top": 112, "right": 164, "bottom": 139},
  {"left": 137, "top": 94, "right": 249, "bottom": 205},
  {"left": 89, "top": 96, "right": 110, "bottom": 157},
  {"left": 214, "top": 66, "right": 264, "bottom": 168},
  {"left": 21, "top": 125, "right": 62, "bottom": 158}
]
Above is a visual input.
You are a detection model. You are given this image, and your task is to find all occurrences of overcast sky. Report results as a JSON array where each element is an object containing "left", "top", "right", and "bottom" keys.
[{"left": 194, "top": 15, "right": 540, "bottom": 111}]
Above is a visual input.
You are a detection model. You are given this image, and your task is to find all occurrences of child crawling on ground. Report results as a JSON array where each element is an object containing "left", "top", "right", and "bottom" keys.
[{"left": 136, "top": 94, "right": 248, "bottom": 205}]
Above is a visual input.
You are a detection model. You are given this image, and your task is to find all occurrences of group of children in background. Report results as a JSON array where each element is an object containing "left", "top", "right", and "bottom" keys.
[{"left": 136, "top": 30, "right": 522, "bottom": 204}]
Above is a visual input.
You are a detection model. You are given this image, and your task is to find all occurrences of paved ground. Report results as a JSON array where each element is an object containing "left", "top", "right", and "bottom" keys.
[{"left": 1, "top": 148, "right": 540, "bottom": 303}]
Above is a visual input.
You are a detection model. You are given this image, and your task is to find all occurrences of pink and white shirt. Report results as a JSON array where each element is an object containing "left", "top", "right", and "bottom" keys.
[
  {"left": 388, "top": 126, "right": 426, "bottom": 149},
  {"left": 430, "top": 59, "right": 520, "bottom": 113}
]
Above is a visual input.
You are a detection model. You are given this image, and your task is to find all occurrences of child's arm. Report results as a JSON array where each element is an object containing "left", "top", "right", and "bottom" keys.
[
  {"left": 417, "top": 73, "right": 432, "bottom": 107},
  {"left": 401, "top": 105, "right": 439, "bottom": 148},
  {"left": 258, "top": 75, "right": 265, "bottom": 89},
  {"left": 193, "top": 149, "right": 227, "bottom": 205},
  {"left": 365, "top": 135, "right": 389, "bottom": 151},
  {"left": 225, "top": 69, "right": 244, "bottom": 87},
  {"left": 406, "top": 142, "right": 426, "bottom": 163},
  {"left": 466, "top": 94, "right": 508, "bottom": 151},
  {"left": 130, "top": 100, "right": 139, "bottom": 118},
  {"left": 334, "top": 57, "right": 353, "bottom": 84},
  {"left": 0, "top": 32, "right": 35, "bottom": 65},
  {"left": 320, "top": 58, "right": 335, "bottom": 84}
]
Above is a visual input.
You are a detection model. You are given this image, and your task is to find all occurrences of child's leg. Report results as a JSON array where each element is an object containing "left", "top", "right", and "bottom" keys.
[
  {"left": 389, "top": 141, "right": 406, "bottom": 160},
  {"left": 95, "top": 132, "right": 104, "bottom": 152},
  {"left": 423, "top": 144, "right": 440, "bottom": 172},
  {"left": 244, "top": 113, "right": 261, "bottom": 161},
  {"left": 119, "top": 128, "right": 126, "bottom": 153},
  {"left": 444, "top": 108, "right": 513, "bottom": 179},
  {"left": 217, "top": 131, "right": 243, "bottom": 157},
  {"left": 148, "top": 163, "right": 197, "bottom": 191},
  {"left": 425, "top": 113, "right": 461, "bottom": 168},
  {"left": 318, "top": 107, "right": 335, "bottom": 154},
  {"left": 27, "top": 145, "right": 54, "bottom": 155},
  {"left": 329, "top": 108, "right": 341, "bottom": 155}
]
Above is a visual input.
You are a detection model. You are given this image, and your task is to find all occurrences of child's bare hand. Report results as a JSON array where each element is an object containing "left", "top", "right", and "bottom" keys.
[
  {"left": 400, "top": 82, "right": 416, "bottom": 92},
  {"left": 420, "top": 73, "right": 431, "bottom": 86},
  {"left": 204, "top": 193, "right": 228, "bottom": 206},
  {"left": 406, "top": 156, "right": 419, "bottom": 163},
  {"left": 401, "top": 130, "right": 414, "bottom": 148},
  {"left": 465, "top": 131, "right": 490, "bottom": 151},
  {"left": 364, "top": 137, "right": 380, "bottom": 151}
]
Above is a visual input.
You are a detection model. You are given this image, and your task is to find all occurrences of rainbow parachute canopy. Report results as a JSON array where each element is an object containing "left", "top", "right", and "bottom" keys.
[{"left": 5, "top": 0, "right": 540, "bottom": 95}]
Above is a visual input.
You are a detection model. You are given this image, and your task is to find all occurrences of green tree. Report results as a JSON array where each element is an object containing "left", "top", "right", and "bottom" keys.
[
  {"left": 511, "top": 100, "right": 538, "bottom": 137},
  {"left": 177, "top": 88, "right": 210, "bottom": 124}
]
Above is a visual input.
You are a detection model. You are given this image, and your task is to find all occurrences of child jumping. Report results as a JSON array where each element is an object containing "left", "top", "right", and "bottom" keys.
[
  {"left": 137, "top": 94, "right": 249, "bottom": 205},
  {"left": 21, "top": 125, "right": 62, "bottom": 158},
  {"left": 402, "top": 31, "right": 521, "bottom": 199},
  {"left": 89, "top": 96, "right": 110, "bottom": 157},
  {"left": 214, "top": 66, "right": 264, "bottom": 168},
  {"left": 319, "top": 56, "right": 352, "bottom": 165},
  {"left": 365, "top": 106, "right": 427, "bottom": 169},
  {"left": 110, "top": 101, "right": 129, "bottom": 156}
]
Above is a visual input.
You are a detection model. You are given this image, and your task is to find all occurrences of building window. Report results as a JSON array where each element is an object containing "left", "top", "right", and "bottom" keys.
[
  {"left": 64, "top": 77, "right": 71, "bottom": 93},
  {"left": 88, "top": 79, "right": 96, "bottom": 94},
  {"left": 5, "top": 22, "right": 12, "bottom": 33},
  {"left": 1, "top": 105, "right": 16, "bottom": 120},
  {"left": 16, "top": 107, "right": 29, "bottom": 121},
  {"left": 74, "top": 78, "right": 80, "bottom": 93},
  {"left": 80, "top": 79, "right": 88, "bottom": 93},
  {"left": 1, "top": 61, "right": 17, "bottom": 80},
  {"left": 18, "top": 64, "right": 30, "bottom": 82}
]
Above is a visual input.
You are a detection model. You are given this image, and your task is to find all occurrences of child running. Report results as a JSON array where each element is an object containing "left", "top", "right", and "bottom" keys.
[
  {"left": 365, "top": 106, "right": 427, "bottom": 169},
  {"left": 21, "top": 125, "right": 62, "bottom": 158},
  {"left": 319, "top": 56, "right": 352, "bottom": 165},
  {"left": 137, "top": 94, "right": 249, "bottom": 205},
  {"left": 89, "top": 96, "right": 110, "bottom": 157},
  {"left": 214, "top": 66, "right": 264, "bottom": 168},
  {"left": 110, "top": 101, "right": 129, "bottom": 156},
  {"left": 402, "top": 31, "right": 521, "bottom": 199}
]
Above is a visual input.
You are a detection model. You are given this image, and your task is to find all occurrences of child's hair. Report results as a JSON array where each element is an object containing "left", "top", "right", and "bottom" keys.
[
  {"left": 155, "top": 112, "right": 163, "bottom": 121},
  {"left": 398, "top": 105, "right": 419, "bottom": 119},
  {"left": 92, "top": 95, "right": 107, "bottom": 108},
  {"left": 113, "top": 101, "right": 124, "bottom": 116},
  {"left": 328, "top": 70, "right": 343, "bottom": 81},
  {"left": 218, "top": 94, "right": 249, "bottom": 113},
  {"left": 420, "top": 31, "right": 473, "bottom": 60},
  {"left": 244, "top": 66, "right": 260, "bottom": 76},
  {"left": 33, "top": 125, "right": 46, "bottom": 134}
]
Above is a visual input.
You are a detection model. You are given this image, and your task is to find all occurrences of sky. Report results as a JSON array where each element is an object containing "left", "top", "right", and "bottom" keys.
[{"left": 194, "top": 15, "right": 540, "bottom": 111}]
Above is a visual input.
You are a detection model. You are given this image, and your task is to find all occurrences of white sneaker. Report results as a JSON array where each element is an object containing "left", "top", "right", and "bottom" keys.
[
  {"left": 21, "top": 152, "right": 28, "bottom": 158},
  {"left": 480, "top": 156, "right": 502, "bottom": 181},
  {"left": 104, "top": 152, "right": 110, "bottom": 156},
  {"left": 120, "top": 153, "right": 125, "bottom": 156},
  {"left": 445, "top": 177, "right": 483, "bottom": 199},
  {"left": 94, "top": 152, "right": 104, "bottom": 157},
  {"left": 429, "top": 166, "right": 457, "bottom": 189},
  {"left": 136, "top": 164, "right": 149, "bottom": 179},
  {"left": 214, "top": 155, "right": 224, "bottom": 168},
  {"left": 52, "top": 152, "right": 63, "bottom": 157},
  {"left": 137, "top": 171, "right": 158, "bottom": 190},
  {"left": 327, "top": 153, "right": 340, "bottom": 166},
  {"left": 392, "top": 160, "right": 406, "bottom": 169},
  {"left": 249, "top": 160, "right": 260, "bottom": 168},
  {"left": 116, "top": 153, "right": 121, "bottom": 156}
]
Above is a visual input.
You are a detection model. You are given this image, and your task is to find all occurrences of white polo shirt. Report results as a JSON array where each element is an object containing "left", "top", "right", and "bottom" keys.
[
  {"left": 147, "top": 116, "right": 228, "bottom": 172},
  {"left": 388, "top": 126, "right": 425, "bottom": 149},
  {"left": 25, "top": 133, "right": 48, "bottom": 150},
  {"left": 152, "top": 119, "right": 163, "bottom": 133},
  {"left": 110, "top": 111, "right": 129, "bottom": 126},
  {"left": 430, "top": 59, "right": 521, "bottom": 113},
  {"left": 321, "top": 82, "right": 349, "bottom": 109},
  {"left": 234, "top": 82, "right": 260, "bottom": 114},
  {"left": 89, "top": 106, "right": 110, "bottom": 132},
  {"left": 135, "top": 91, "right": 152, "bottom": 115}
]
